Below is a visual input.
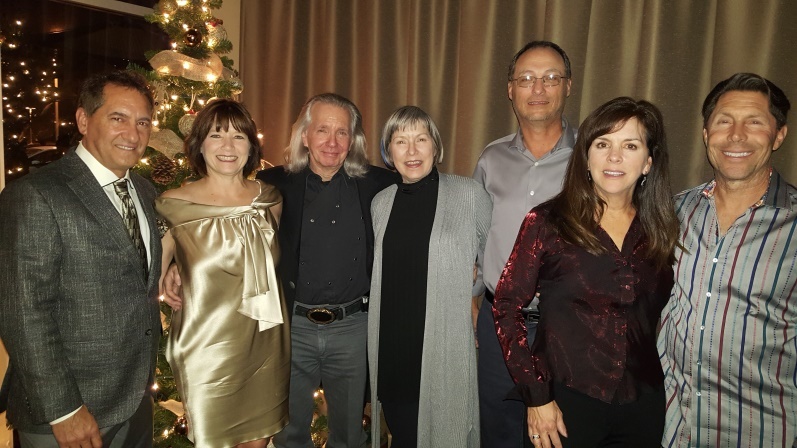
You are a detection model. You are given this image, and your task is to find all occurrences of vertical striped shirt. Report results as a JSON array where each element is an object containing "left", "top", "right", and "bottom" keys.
[{"left": 659, "top": 170, "right": 797, "bottom": 448}]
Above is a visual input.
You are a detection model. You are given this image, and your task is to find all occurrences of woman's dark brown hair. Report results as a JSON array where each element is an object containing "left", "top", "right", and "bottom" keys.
[
  {"left": 548, "top": 96, "right": 679, "bottom": 268},
  {"left": 184, "top": 99, "right": 261, "bottom": 178}
]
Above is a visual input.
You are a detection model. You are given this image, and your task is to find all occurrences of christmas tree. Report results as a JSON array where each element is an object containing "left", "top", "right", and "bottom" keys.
[{"left": 130, "top": 0, "right": 243, "bottom": 194}]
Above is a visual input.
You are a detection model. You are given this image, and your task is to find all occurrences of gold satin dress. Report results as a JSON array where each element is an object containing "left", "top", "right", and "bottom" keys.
[{"left": 155, "top": 181, "right": 290, "bottom": 447}]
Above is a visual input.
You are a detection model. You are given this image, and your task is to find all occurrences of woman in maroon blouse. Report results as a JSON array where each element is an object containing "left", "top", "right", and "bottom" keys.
[{"left": 493, "top": 97, "right": 680, "bottom": 448}]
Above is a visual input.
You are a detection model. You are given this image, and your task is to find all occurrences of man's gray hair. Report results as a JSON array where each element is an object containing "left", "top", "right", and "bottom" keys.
[{"left": 284, "top": 93, "right": 369, "bottom": 177}]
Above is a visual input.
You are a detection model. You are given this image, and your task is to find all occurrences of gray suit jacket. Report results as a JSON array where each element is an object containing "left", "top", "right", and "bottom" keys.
[{"left": 0, "top": 150, "right": 162, "bottom": 433}]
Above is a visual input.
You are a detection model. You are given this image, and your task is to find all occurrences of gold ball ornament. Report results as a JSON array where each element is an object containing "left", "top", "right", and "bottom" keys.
[
  {"left": 178, "top": 113, "right": 197, "bottom": 137},
  {"left": 183, "top": 28, "right": 202, "bottom": 47}
]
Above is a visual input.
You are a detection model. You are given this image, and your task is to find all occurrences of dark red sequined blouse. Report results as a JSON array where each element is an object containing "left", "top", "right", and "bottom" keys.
[{"left": 493, "top": 204, "right": 673, "bottom": 407}]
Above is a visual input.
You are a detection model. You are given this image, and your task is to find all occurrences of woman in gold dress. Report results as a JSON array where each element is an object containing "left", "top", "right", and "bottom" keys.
[{"left": 156, "top": 99, "right": 290, "bottom": 447}]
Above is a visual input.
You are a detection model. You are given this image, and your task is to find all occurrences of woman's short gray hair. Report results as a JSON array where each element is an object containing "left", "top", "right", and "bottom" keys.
[
  {"left": 284, "top": 93, "right": 369, "bottom": 177},
  {"left": 379, "top": 106, "right": 444, "bottom": 170}
]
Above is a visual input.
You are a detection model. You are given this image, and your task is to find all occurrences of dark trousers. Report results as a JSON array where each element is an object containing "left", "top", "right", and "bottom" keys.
[
  {"left": 273, "top": 308, "right": 368, "bottom": 448},
  {"left": 477, "top": 299, "right": 537, "bottom": 448},
  {"left": 554, "top": 383, "right": 664, "bottom": 448},
  {"left": 380, "top": 399, "right": 419, "bottom": 448}
]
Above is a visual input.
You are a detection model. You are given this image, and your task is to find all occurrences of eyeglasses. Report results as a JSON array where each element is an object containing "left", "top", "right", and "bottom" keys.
[{"left": 511, "top": 74, "right": 568, "bottom": 88}]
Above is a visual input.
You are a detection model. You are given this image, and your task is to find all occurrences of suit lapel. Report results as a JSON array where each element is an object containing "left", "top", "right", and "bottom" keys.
[{"left": 61, "top": 153, "right": 147, "bottom": 280}]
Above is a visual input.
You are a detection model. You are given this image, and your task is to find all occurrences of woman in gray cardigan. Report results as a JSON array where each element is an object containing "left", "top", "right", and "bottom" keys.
[{"left": 368, "top": 106, "right": 492, "bottom": 448}]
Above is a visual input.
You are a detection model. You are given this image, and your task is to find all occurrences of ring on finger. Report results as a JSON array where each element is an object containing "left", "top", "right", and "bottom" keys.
[{"left": 531, "top": 434, "right": 541, "bottom": 440}]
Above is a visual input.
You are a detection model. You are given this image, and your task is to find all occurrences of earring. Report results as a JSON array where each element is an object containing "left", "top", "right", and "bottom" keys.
[
  {"left": 587, "top": 170, "right": 592, "bottom": 182},
  {"left": 640, "top": 175, "right": 647, "bottom": 187}
]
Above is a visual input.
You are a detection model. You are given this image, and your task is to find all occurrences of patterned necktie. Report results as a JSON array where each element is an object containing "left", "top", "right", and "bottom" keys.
[{"left": 113, "top": 179, "right": 149, "bottom": 276}]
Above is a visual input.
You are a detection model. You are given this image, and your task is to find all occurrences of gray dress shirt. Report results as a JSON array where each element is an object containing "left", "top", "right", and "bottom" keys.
[{"left": 473, "top": 118, "right": 576, "bottom": 296}]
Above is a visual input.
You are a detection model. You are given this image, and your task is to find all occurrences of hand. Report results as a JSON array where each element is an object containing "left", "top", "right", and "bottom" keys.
[
  {"left": 471, "top": 295, "right": 481, "bottom": 348},
  {"left": 527, "top": 401, "right": 567, "bottom": 448},
  {"left": 51, "top": 405, "right": 102, "bottom": 448},
  {"left": 159, "top": 263, "right": 183, "bottom": 310}
]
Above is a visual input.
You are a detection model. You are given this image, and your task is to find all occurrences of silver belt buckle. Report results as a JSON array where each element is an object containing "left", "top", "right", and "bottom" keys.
[{"left": 307, "top": 307, "right": 336, "bottom": 324}]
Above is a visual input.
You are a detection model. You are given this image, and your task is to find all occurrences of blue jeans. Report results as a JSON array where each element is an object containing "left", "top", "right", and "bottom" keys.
[{"left": 273, "top": 307, "right": 368, "bottom": 448}]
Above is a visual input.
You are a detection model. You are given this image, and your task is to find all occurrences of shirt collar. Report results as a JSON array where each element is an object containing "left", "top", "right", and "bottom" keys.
[
  {"left": 700, "top": 168, "right": 795, "bottom": 211},
  {"left": 306, "top": 166, "right": 349, "bottom": 186},
  {"left": 75, "top": 142, "right": 132, "bottom": 188},
  {"left": 510, "top": 116, "right": 576, "bottom": 155}
]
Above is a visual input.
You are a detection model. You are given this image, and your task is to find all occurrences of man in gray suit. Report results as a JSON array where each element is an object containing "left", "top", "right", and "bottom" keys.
[{"left": 0, "top": 70, "right": 162, "bottom": 448}]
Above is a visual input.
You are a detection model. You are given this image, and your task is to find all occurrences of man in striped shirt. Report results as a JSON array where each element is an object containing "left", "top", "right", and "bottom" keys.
[{"left": 659, "top": 72, "right": 797, "bottom": 447}]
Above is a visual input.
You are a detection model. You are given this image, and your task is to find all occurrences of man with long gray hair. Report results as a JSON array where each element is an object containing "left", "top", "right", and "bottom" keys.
[{"left": 258, "top": 93, "right": 397, "bottom": 447}]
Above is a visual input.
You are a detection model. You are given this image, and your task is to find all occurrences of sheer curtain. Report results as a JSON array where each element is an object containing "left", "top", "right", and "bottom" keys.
[{"left": 239, "top": 0, "right": 797, "bottom": 192}]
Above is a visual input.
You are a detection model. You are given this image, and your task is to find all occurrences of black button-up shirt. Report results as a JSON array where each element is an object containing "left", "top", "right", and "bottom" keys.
[{"left": 296, "top": 171, "right": 369, "bottom": 305}]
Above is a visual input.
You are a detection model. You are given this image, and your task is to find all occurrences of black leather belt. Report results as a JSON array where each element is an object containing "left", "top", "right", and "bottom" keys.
[
  {"left": 484, "top": 290, "right": 540, "bottom": 322},
  {"left": 295, "top": 297, "right": 367, "bottom": 324}
]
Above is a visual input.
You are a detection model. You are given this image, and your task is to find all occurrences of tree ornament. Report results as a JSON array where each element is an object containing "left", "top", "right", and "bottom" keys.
[
  {"left": 206, "top": 22, "right": 227, "bottom": 43},
  {"left": 178, "top": 113, "right": 197, "bottom": 137},
  {"left": 183, "top": 28, "right": 202, "bottom": 47},
  {"left": 150, "top": 152, "right": 178, "bottom": 185},
  {"left": 362, "top": 414, "right": 371, "bottom": 429},
  {"left": 229, "top": 78, "right": 244, "bottom": 95},
  {"left": 173, "top": 415, "right": 188, "bottom": 436},
  {"left": 206, "top": 17, "right": 223, "bottom": 27}
]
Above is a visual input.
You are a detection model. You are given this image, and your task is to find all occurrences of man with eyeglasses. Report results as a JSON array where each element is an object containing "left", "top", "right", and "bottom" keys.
[{"left": 472, "top": 40, "right": 576, "bottom": 448}]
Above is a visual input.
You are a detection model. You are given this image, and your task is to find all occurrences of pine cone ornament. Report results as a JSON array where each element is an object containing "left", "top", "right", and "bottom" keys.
[{"left": 151, "top": 153, "right": 177, "bottom": 185}]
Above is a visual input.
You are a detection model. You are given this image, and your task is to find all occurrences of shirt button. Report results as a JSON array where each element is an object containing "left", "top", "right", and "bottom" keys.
[
  {"left": 624, "top": 285, "right": 631, "bottom": 290},
  {"left": 712, "top": 257, "right": 718, "bottom": 263},
  {"left": 327, "top": 281, "right": 332, "bottom": 285},
  {"left": 696, "top": 392, "right": 702, "bottom": 397},
  {"left": 301, "top": 262, "right": 305, "bottom": 265},
  {"left": 700, "top": 325, "right": 705, "bottom": 330},
  {"left": 354, "top": 257, "right": 358, "bottom": 261},
  {"left": 534, "top": 162, "right": 539, "bottom": 167},
  {"left": 145, "top": 329, "right": 152, "bottom": 336},
  {"left": 706, "top": 292, "right": 711, "bottom": 297},
  {"left": 310, "top": 218, "right": 315, "bottom": 223},
  {"left": 336, "top": 204, "right": 340, "bottom": 208},
  {"left": 696, "top": 360, "right": 701, "bottom": 365},
  {"left": 332, "top": 220, "right": 336, "bottom": 224},
  {"left": 529, "top": 191, "right": 535, "bottom": 196}
]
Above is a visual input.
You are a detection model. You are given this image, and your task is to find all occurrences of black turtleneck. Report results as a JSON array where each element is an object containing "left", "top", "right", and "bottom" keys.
[{"left": 377, "top": 167, "right": 439, "bottom": 403}]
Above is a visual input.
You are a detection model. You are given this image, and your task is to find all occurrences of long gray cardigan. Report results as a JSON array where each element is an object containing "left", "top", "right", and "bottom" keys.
[{"left": 368, "top": 173, "right": 492, "bottom": 447}]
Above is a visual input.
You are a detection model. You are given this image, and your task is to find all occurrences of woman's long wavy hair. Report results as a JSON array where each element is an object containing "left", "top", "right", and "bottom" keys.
[
  {"left": 284, "top": 93, "right": 369, "bottom": 178},
  {"left": 547, "top": 96, "right": 679, "bottom": 268}
]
